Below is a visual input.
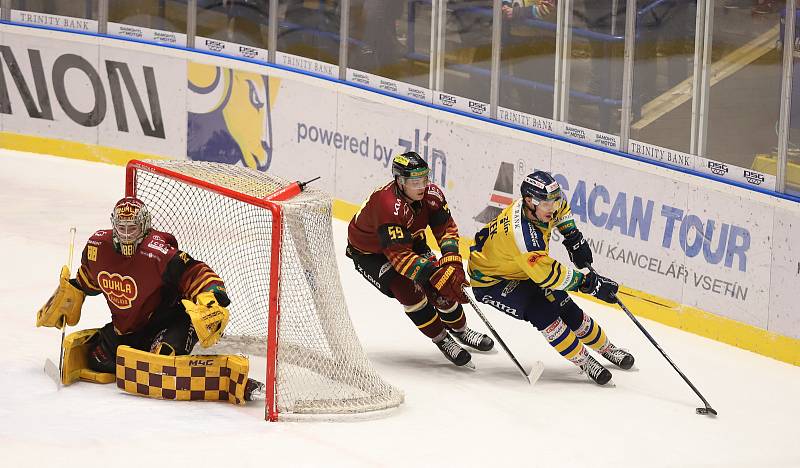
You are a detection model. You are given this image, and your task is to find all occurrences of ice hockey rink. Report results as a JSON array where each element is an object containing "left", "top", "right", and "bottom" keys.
[{"left": 1, "top": 150, "right": 798, "bottom": 468}]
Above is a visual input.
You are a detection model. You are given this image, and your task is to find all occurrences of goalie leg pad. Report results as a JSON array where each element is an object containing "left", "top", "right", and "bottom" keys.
[
  {"left": 37, "top": 266, "right": 85, "bottom": 328},
  {"left": 115, "top": 346, "right": 251, "bottom": 405},
  {"left": 62, "top": 329, "right": 115, "bottom": 385}
]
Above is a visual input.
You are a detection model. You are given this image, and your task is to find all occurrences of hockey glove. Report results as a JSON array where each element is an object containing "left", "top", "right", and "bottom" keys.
[
  {"left": 579, "top": 272, "right": 619, "bottom": 304},
  {"left": 37, "top": 266, "right": 85, "bottom": 328},
  {"left": 182, "top": 290, "right": 230, "bottom": 348},
  {"left": 563, "top": 229, "right": 593, "bottom": 269},
  {"left": 429, "top": 253, "right": 469, "bottom": 304}
]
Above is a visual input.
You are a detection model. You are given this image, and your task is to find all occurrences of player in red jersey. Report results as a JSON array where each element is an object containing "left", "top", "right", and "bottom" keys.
[
  {"left": 37, "top": 197, "right": 232, "bottom": 376},
  {"left": 347, "top": 152, "right": 493, "bottom": 368}
]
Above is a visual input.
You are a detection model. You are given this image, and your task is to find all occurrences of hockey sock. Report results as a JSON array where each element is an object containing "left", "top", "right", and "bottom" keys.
[
  {"left": 574, "top": 313, "right": 613, "bottom": 354},
  {"left": 541, "top": 318, "right": 589, "bottom": 367},
  {"left": 404, "top": 298, "right": 445, "bottom": 339},
  {"left": 438, "top": 303, "right": 467, "bottom": 332}
]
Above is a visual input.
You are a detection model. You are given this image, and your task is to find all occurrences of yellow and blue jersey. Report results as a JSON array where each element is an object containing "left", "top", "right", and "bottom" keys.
[{"left": 468, "top": 198, "right": 585, "bottom": 291}]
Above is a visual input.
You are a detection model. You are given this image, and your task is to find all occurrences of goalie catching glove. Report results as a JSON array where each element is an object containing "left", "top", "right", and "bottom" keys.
[
  {"left": 429, "top": 253, "right": 469, "bottom": 304},
  {"left": 182, "top": 289, "right": 230, "bottom": 348},
  {"left": 37, "top": 266, "right": 85, "bottom": 328}
]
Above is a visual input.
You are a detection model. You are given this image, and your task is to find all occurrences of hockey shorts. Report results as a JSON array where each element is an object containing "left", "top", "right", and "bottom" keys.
[
  {"left": 346, "top": 246, "right": 400, "bottom": 299},
  {"left": 347, "top": 245, "right": 447, "bottom": 307},
  {"left": 472, "top": 279, "right": 584, "bottom": 330}
]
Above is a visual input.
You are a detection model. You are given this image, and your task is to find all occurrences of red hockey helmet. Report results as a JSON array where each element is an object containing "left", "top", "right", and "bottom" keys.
[{"left": 110, "top": 197, "right": 151, "bottom": 256}]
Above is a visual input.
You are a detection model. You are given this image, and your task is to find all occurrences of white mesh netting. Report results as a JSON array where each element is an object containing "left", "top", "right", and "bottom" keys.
[{"left": 130, "top": 160, "right": 403, "bottom": 419}]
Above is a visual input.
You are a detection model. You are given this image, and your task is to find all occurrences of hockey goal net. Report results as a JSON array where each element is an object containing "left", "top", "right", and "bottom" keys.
[{"left": 125, "top": 159, "right": 403, "bottom": 421}]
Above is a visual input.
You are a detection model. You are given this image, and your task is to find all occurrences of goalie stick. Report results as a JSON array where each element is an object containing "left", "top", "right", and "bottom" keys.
[
  {"left": 463, "top": 287, "right": 544, "bottom": 384},
  {"left": 588, "top": 265, "right": 717, "bottom": 416},
  {"left": 44, "top": 226, "right": 77, "bottom": 388}
]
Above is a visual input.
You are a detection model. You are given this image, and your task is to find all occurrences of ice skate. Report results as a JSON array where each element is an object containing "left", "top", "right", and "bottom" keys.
[
  {"left": 580, "top": 354, "right": 612, "bottom": 385},
  {"left": 452, "top": 327, "right": 494, "bottom": 351},
  {"left": 601, "top": 347, "right": 634, "bottom": 370},
  {"left": 435, "top": 333, "right": 474, "bottom": 369}
]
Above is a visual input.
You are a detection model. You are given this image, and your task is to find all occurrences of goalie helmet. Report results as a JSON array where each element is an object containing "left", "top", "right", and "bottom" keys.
[
  {"left": 111, "top": 197, "right": 151, "bottom": 256},
  {"left": 520, "top": 171, "right": 561, "bottom": 205},
  {"left": 391, "top": 151, "right": 430, "bottom": 179}
]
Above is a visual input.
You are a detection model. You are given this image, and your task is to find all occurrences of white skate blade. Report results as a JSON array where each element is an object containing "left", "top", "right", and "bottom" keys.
[
  {"left": 44, "top": 359, "right": 62, "bottom": 389},
  {"left": 526, "top": 360, "right": 545, "bottom": 385},
  {"left": 462, "top": 360, "right": 476, "bottom": 371}
]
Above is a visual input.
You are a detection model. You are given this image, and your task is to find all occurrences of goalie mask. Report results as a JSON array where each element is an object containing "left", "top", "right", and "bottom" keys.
[{"left": 111, "top": 197, "right": 151, "bottom": 257}]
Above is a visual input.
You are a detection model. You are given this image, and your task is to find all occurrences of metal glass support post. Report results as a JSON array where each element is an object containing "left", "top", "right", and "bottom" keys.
[
  {"left": 429, "top": 0, "right": 440, "bottom": 90},
  {"left": 553, "top": 0, "right": 566, "bottom": 120},
  {"left": 690, "top": 0, "right": 713, "bottom": 157},
  {"left": 689, "top": 0, "right": 705, "bottom": 154},
  {"left": 187, "top": 0, "right": 197, "bottom": 48},
  {"left": 430, "top": 0, "right": 446, "bottom": 91},
  {"left": 98, "top": 0, "right": 108, "bottom": 34},
  {"left": 0, "top": 0, "right": 10, "bottom": 21},
  {"left": 436, "top": 0, "right": 447, "bottom": 91},
  {"left": 338, "top": 0, "right": 350, "bottom": 79},
  {"left": 268, "top": 0, "right": 277, "bottom": 62},
  {"left": 555, "top": 0, "right": 573, "bottom": 122},
  {"left": 490, "top": 0, "right": 502, "bottom": 118},
  {"left": 776, "top": 0, "right": 796, "bottom": 192},
  {"left": 611, "top": 0, "right": 619, "bottom": 36},
  {"left": 619, "top": 0, "right": 637, "bottom": 150}
]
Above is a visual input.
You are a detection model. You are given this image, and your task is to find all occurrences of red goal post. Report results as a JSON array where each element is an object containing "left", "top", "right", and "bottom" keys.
[{"left": 125, "top": 159, "right": 403, "bottom": 421}]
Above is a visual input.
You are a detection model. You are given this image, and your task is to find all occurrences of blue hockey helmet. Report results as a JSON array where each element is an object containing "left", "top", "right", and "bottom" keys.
[{"left": 520, "top": 171, "right": 561, "bottom": 205}]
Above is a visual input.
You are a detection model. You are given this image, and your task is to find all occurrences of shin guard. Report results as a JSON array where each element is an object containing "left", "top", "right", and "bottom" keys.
[
  {"left": 574, "top": 313, "right": 612, "bottom": 354},
  {"left": 541, "top": 318, "right": 588, "bottom": 367},
  {"left": 404, "top": 298, "right": 445, "bottom": 339},
  {"left": 438, "top": 303, "right": 467, "bottom": 331},
  {"left": 115, "top": 346, "right": 251, "bottom": 405}
]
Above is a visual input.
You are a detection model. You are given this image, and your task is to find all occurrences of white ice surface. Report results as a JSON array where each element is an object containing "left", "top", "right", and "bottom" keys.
[{"left": 1, "top": 150, "right": 798, "bottom": 468}]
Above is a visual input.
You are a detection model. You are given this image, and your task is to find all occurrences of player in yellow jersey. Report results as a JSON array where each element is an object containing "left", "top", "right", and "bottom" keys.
[{"left": 468, "top": 171, "right": 634, "bottom": 385}]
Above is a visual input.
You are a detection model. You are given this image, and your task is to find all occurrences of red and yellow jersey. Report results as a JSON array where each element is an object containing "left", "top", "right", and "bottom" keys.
[
  {"left": 74, "top": 229, "right": 224, "bottom": 335},
  {"left": 347, "top": 181, "right": 460, "bottom": 283},
  {"left": 468, "top": 198, "right": 585, "bottom": 290}
]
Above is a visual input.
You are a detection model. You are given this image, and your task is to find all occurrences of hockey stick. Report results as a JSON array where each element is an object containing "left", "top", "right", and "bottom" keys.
[
  {"left": 587, "top": 266, "right": 717, "bottom": 416},
  {"left": 463, "top": 287, "right": 544, "bottom": 384},
  {"left": 44, "top": 227, "right": 77, "bottom": 388}
]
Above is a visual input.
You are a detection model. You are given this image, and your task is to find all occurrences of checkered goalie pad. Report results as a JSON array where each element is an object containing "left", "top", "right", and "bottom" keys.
[{"left": 115, "top": 346, "right": 249, "bottom": 405}]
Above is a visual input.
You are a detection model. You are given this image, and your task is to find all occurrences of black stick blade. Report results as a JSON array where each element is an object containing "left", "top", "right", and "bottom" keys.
[{"left": 696, "top": 407, "right": 718, "bottom": 416}]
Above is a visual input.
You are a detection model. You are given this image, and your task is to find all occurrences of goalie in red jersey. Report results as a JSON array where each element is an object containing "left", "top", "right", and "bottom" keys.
[
  {"left": 347, "top": 152, "right": 493, "bottom": 368},
  {"left": 37, "top": 197, "right": 262, "bottom": 402}
]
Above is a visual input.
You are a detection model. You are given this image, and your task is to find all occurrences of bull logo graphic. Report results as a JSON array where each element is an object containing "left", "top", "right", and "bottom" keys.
[
  {"left": 97, "top": 271, "right": 138, "bottom": 309},
  {"left": 187, "top": 62, "right": 279, "bottom": 171}
]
